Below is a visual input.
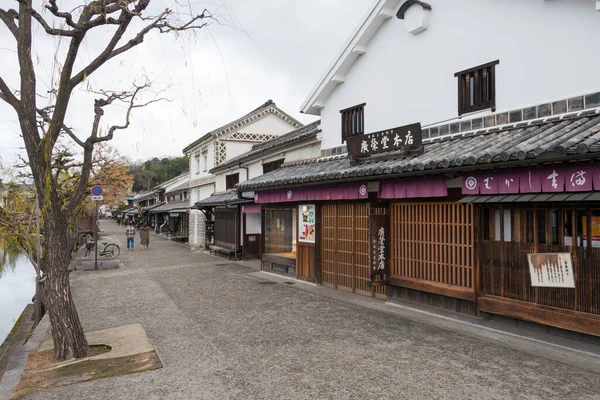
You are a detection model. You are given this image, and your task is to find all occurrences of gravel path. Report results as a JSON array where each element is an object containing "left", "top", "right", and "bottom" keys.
[{"left": 25, "top": 220, "right": 600, "bottom": 400}]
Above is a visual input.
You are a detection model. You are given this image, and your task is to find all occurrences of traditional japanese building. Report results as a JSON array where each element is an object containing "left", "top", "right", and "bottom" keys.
[
  {"left": 195, "top": 121, "right": 321, "bottom": 260},
  {"left": 237, "top": 0, "right": 600, "bottom": 338},
  {"left": 183, "top": 100, "right": 304, "bottom": 250}
]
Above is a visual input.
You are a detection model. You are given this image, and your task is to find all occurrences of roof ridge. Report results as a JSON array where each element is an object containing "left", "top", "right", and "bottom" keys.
[
  {"left": 183, "top": 101, "right": 304, "bottom": 153},
  {"left": 209, "top": 121, "right": 321, "bottom": 173}
]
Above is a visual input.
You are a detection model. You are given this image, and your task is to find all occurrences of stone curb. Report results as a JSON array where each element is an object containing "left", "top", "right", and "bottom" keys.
[{"left": 0, "top": 314, "right": 50, "bottom": 400}]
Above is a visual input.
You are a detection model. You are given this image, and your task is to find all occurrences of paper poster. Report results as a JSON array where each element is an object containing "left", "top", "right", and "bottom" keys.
[
  {"left": 527, "top": 253, "right": 575, "bottom": 288},
  {"left": 298, "top": 204, "right": 316, "bottom": 243}
]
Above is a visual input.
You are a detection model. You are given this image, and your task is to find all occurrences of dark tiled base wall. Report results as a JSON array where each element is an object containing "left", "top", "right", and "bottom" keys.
[
  {"left": 481, "top": 312, "right": 600, "bottom": 346},
  {"left": 389, "top": 285, "right": 600, "bottom": 344},
  {"left": 389, "top": 286, "right": 475, "bottom": 316}
]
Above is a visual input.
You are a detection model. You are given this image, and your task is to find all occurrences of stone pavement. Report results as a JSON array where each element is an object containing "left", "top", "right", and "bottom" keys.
[{"left": 22, "top": 220, "right": 600, "bottom": 399}]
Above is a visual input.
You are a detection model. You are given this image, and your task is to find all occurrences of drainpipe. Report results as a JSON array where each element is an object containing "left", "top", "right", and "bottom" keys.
[{"left": 239, "top": 163, "right": 249, "bottom": 186}]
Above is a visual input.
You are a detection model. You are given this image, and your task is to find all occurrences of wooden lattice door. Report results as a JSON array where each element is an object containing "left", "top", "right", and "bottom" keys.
[{"left": 322, "top": 203, "right": 386, "bottom": 298}]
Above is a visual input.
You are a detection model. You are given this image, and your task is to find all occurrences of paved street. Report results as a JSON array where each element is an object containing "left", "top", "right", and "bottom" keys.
[{"left": 25, "top": 220, "right": 600, "bottom": 399}]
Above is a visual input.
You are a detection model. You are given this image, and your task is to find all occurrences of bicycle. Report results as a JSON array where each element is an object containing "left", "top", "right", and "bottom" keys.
[{"left": 84, "top": 240, "right": 120, "bottom": 259}]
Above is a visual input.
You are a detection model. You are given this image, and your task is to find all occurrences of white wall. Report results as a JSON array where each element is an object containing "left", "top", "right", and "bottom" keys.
[
  {"left": 320, "top": 0, "right": 600, "bottom": 149},
  {"left": 246, "top": 213, "right": 261, "bottom": 234},
  {"left": 198, "top": 183, "right": 216, "bottom": 201},
  {"left": 191, "top": 142, "right": 215, "bottom": 179},
  {"left": 242, "top": 113, "right": 298, "bottom": 135},
  {"left": 226, "top": 141, "right": 255, "bottom": 162}
]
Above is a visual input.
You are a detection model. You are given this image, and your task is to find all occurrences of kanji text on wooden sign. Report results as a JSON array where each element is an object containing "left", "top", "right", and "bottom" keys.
[
  {"left": 462, "top": 162, "right": 600, "bottom": 194},
  {"left": 347, "top": 122, "right": 422, "bottom": 157}
]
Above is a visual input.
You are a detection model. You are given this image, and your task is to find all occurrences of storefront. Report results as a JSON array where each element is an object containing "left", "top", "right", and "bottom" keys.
[
  {"left": 195, "top": 192, "right": 254, "bottom": 259},
  {"left": 238, "top": 114, "right": 600, "bottom": 336}
]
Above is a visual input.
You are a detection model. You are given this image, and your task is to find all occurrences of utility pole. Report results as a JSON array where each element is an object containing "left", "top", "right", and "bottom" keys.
[
  {"left": 94, "top": 200, "right": 98, "bottom": 270},
  {"left": 34, "top": 197, "right": 43, "bottom": 325}
]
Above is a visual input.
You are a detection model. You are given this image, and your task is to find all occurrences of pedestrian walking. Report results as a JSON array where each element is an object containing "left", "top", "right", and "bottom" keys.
[
  {"left": 125, "top": 221, "right": 136, "bottom": 251},
  {"left": 140, "top": 223, "right": 151, "bottom": 250}
]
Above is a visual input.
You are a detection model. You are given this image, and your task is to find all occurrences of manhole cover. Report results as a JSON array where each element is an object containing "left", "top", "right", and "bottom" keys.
[{"left": 282, "top": 281, "right": 296, "bottom": 285}]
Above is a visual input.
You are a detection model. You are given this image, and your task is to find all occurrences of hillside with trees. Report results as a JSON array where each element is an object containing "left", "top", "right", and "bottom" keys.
[{"left": 129, "top": 156, "right": 189, "bottom": 192}]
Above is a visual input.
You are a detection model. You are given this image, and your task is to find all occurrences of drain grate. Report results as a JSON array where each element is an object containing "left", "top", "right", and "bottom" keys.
[
  {"left": 282, "top": 281, "right": 296, "bottom": 285},
  {"left": 257, "top": 281, "right": 277, "bottom": 285}
]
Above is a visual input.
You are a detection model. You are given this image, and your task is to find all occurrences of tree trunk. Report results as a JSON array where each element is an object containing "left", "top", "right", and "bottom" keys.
[{"left": 43, "top": 211, "right": 89, "bottom": 360}]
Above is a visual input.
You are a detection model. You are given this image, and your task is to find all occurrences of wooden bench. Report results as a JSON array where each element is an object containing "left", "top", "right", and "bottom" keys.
[{"left": 209, "top": 245, "right": 236, "bottom": 260}]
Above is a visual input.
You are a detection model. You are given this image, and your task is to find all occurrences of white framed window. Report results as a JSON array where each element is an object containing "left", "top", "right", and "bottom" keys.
[
  {"left": 202, "top": 151, "right": 208, "bottom": 172},
  {"left": 195, "top": 155, "right": 200, "bottom": 174}
]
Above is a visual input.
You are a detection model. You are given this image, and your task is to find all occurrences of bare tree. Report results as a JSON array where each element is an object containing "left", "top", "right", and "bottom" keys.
[{"left": 0, "top": 0, "right": 210, "bottom": 360}]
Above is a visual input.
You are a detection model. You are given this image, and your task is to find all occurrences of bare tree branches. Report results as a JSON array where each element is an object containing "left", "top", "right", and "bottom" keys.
[
  {"left": 0, "top": 8, "right": 19, "bottom": 39},
  {"left": 15, "top": 0, "right": 77, "bottom": 37},
  {"left": 0, "top": 76, "right": 20, "bottom": 110}
]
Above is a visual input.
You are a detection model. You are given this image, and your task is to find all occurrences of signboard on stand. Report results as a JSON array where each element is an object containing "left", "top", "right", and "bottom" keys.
[
  {"left": 527, "top": 253, "right": 575, "bottom": 288},
  {"left": 298, "top": 204, "right": 316, "bottom": 243}
]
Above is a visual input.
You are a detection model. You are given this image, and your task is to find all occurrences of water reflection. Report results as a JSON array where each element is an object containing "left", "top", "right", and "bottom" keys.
[{"left": 0, "top": 247, "right": 35, "bottom": 344}]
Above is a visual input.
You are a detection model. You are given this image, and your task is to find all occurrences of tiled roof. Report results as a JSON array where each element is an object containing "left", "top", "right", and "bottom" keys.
[
  {"left": 167, "top": 180, "right": 189, "bottom": 194},
  {"left": 210, "top": 120, "right": 321, "bottom": 173},
  {"left": 237, "top": 110, "right": 600, "bottom": 190},
  {"left": 148, "top": 201, "right": 189, "bottom": 213},
  {"left": 195, "top": 191, "right": 254, "bottom": 207},
  {"left": 183, "top": 100, "right": 304, "bottom": 153}
]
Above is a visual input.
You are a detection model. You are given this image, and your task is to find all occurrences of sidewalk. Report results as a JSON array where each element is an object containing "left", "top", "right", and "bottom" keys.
[{"left": 15, "top": 220, "right": 600, "bottom": 399}]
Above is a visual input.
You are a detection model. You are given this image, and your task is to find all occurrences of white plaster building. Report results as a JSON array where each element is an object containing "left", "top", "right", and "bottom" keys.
[
  {"left": 300, "top": 0, "right": 600, "bottom": 153},
  {"left": 196, "top": 121, "right": 321, "bottom": 259},
  {"left": 183, "top": 100, "right": 303, "bottom": 248}
]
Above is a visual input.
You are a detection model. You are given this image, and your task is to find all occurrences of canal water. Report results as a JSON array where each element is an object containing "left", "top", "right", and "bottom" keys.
[{"left": 0, "top": 248, "right": 35, "bottom": 345}]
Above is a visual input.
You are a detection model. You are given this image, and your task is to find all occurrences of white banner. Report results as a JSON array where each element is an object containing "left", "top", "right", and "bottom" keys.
[{"left": 527, "top": 253, "right": 575, "bottom": 288}]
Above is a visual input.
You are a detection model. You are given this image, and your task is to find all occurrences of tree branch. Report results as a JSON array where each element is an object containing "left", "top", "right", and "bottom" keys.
[
  {"left": 36, "top": 107, "right": 86, "bottom": 148},
  {"left": 0, "top": 8, "right": 19, "bottom": 39},
  {"left": 0, "top": 76, "right": 20, "bottom": 110},
  {"left": 15, "top": 0, "right": 77, "bottom": 37}
]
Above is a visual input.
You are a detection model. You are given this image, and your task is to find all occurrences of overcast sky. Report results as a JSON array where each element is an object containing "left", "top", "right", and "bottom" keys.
[{"left": 0, "top": 0, "right": 370, "bottom": 165}]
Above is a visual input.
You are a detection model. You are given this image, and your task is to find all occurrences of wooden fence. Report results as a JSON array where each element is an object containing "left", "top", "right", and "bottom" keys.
[
  {"left": 390, "top": 203, "right": 474, "bottom": 301},
  {"left": 322, "top": 203, "right": 386, "bottom": 298}
]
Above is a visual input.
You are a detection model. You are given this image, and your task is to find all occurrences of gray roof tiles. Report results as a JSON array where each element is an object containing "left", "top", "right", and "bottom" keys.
[
  {"left": 210, "top": 120, "right": 321, "bottom": 173},
  {"left": 195, "top": 191, "right": 254, "bottom": 207},
  {"left": 237, "top": 111, "right": 600, "bottom": 190}
]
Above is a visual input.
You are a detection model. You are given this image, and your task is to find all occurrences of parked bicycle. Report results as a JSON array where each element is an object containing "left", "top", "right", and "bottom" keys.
[{"left": 85, "top": 240, "right": 120, "bottom": 259}]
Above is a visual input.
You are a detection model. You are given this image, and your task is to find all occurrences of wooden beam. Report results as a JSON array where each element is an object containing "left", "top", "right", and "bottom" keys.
[
  {"left": 390, "top": 277, "right": 475, "bottom": 302},
  {"left": 478, "top": 295, "right": 600, "bottom": 337}
]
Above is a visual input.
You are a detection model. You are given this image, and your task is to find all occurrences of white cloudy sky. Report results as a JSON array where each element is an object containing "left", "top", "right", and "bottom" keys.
[{"left": 0, "top": 0, "right": 370, "bottom": 165}]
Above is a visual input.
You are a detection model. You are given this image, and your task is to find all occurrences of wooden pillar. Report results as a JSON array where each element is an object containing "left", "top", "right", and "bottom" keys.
[{"left": 314, "top": 204, "right": 322, "bottom": 285}]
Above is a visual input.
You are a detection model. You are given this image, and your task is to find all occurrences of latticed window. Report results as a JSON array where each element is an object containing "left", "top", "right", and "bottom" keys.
[
  {"left": 225, "top": 173, "right": 239, "bottom": 190},
  {"left": 455, "top": 60, "right": 498, "bottom": 116},
  {"left": 262, "top": 159, "right": 284, "bottom": 174},
  {"left": 340, "top": 103, "right": 365, "bottom": 140}
]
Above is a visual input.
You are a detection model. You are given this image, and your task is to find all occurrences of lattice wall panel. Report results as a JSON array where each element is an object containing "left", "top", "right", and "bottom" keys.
[
  {"left": 214, "top": 140, "right": 227, "bottom": 166},
  {"left": 226, "top": 132, "right": 279, "bottom": 142},
  {"left": 391, "top": 203, "right": 474, "bottom": 288}
]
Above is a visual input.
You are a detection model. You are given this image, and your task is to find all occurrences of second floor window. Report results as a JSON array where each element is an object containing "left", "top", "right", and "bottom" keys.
[
  {"left": 340, "top": 103, "right": 365, "bottom": 140},
  {"left": 262, "top": 159, "right": 284, "bottom": 174},
  {"left": 455, "top": 60, "right": 498, "bottom": 116},
  {"left": 226, "top": 173, "right": 239, "bottom": 190},
  {"left": 202, "top": 151, "right": 208, "bottom": 172}
]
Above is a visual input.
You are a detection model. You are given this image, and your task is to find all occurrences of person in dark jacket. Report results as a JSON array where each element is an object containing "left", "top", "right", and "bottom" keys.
[{"left": 140, "top": 223, "right": 151, "bottom": 249}]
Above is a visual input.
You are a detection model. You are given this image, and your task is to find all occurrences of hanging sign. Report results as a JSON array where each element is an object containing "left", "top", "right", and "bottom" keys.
[
  {"left": 527, "top": 253, "right": 575, "bottom": 288},
  {"left": 369, "top": 207, "right": 389, "bottom": 287},
  {"left": 347, "top": 122, "right": 423, "bottom": 157},
  {"left": 462, "top": 163, "right": 600, "bottom": 195},
  {"left": 298, "top": 204, "right": 316, "bottom": 243}
]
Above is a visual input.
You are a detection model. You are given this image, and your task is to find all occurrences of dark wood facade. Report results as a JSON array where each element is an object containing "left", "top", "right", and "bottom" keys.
[{"left": 255, "top": 193, "right": 600, "bottom": 337}]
